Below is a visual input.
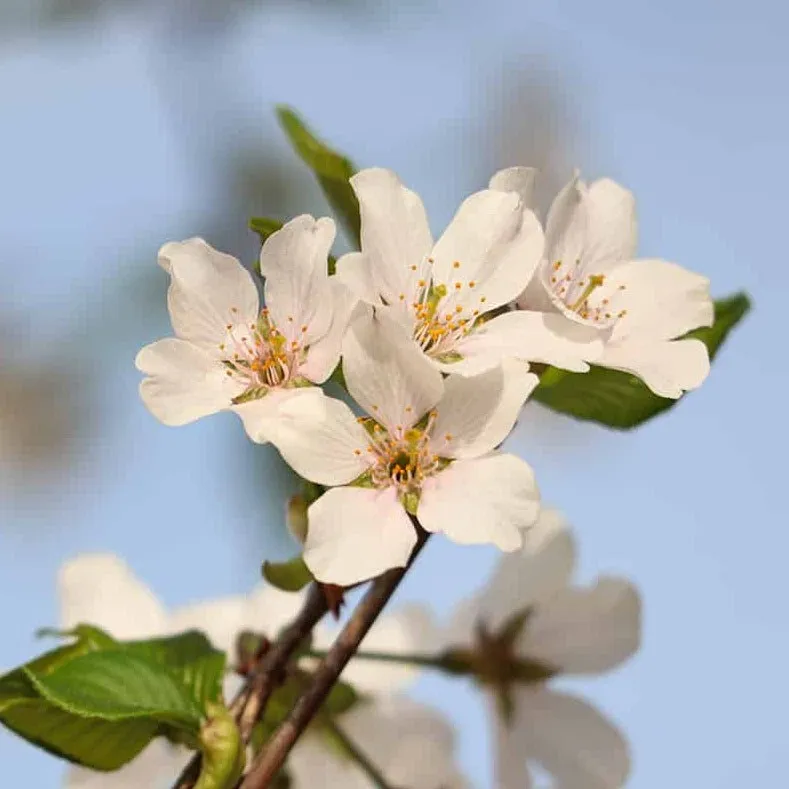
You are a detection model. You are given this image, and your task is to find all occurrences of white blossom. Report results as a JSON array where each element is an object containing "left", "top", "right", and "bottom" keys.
[
  {"left": 259, "top": 310, "right": 541, "bottom": 586},
  {"left": 335, "top": 167, "right": 601, "bottom": 377},
  {"left": 494, "top": 167, "right": 714, "bottom": 397},
  {"left": 289, "top": 698, "right": 469, "bottom": 789},
  {"left": 58, "top": 554, "right": 464, "bottom": 789},
  {"left": 446, "top": 509, "right": 640, "bottom": 789},
  {"left": 135, "top": 215, "right": 355, "bottom": 439}
]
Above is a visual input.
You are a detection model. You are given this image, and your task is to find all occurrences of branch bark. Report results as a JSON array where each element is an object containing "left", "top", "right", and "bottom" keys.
[
  {"left": 172, "top": 583, "right": 329, "bottom": 789},
  {"left": 239, "top": 530, "right": 429, "bottom": 788}
]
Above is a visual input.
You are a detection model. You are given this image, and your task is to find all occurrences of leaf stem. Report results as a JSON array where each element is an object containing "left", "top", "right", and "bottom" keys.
[
  {"left": 323, "top": 717, "right": 397, "bottom": 789},
  {"left": 239, "top": 529, "right": 430, "bottom": 788},
  {"left": 304, "top": 648, "right": 445, "bottom": 670}
]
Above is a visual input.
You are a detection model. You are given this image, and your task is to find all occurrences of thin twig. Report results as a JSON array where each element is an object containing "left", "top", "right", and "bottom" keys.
[
  {"left": 171, "top": 583, "right": 329, "bottom": 789},
  {"left": 304, "top": 648, "right": 444, "bottom": 670},
  {"left": 324, "top": 718, "right": 398, "bottom": 789},
  {"left": 240, "top": 530, "right": 429, "bottom": 788}
]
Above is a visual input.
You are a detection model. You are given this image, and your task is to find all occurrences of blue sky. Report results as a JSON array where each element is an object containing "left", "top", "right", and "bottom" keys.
[{"left": 0, "top": 0, "right": 786, "bottom": 786}]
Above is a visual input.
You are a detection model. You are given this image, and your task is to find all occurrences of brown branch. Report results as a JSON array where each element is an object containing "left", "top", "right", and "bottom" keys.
[
  {"left": 239, "top": 530, "right": 429, "bottom": 788},
  {"left": 171, "top": 583, "right": 329, "bottom": 789}
]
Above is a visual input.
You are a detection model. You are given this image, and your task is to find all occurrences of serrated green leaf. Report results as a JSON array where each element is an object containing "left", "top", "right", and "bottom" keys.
[
  {"left": 0, "top": 648, "right": 202, "bottom": 770},
  {"left": 532, "top": 291, "right": 751, "bottom": 428},
  {"left": 275, "top": 106, "right": 361, "bottom": 247},
  {"left": 123, "top": 631, "right": 227, "bottom": 709},
  {"left": 26, "top": 650, "right": 203, "bottom": 728},
  {"left": 262, "top": 556, "right": 313, "bottom": 592},
  {"left": 0, "top": 674, "right": 158, "bottom": 770}
]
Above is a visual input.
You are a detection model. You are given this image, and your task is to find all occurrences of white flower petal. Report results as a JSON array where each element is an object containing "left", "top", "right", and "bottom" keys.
[
  {"left": 351, "top": 168, "right": 434, "bottom": 305},
  {"left": 512, "top": 687, "right": 630, "bottom": 789},
  {"left": 607, "top": 258, "right": 714, "bottom": 343},
  {"left": 160, "top": 238, "right": 259, "bottom": 348},
  {"left": 544, "top": 173, "right": 587, "bottom": 268},
  {"left": 260, "top": 215, "right": 335, "bottom": 346},
  {"left": 456, "top": 310, "right": 603, "bottom": 374},
  {"left": 431, "top": 360, "right": 537, "bottom": 458},
  {"left": 304, "top": 486, "right": 417, "bottom": 585},
  {"left": 492, "top": 698, "right": 535, "bottom": 789},
  {"left": 418, "top": 455, "right": 539, "bottom": 551},
  {"left": 340, "top": 698, "right": 461, "bottom": 789},
  {"left": 476, "top": 509, "right": 576, "bottom": 634},
  {"left": 522, "top": 577, "right": 641, "bottom": 674},
  {"left": 59, "top": 554, "right": 168, "bottom": 640},
  {"left": 242, "top": 584, "right": 307, "bottom": 637},
  {"left": 136, "top": 338, "right": 242, "bottom": 426},
  {"left": 469, "top": 208, "right": 544, "bottom": 310},
  {"left": 261, "top": 394, "right": 372, "bottom": 486},
  {"left": 599, "top": 337, "right": 710, "bottom": 398},
  {"left": 290, "top": 699, "right": 461, "bottom": 789},
  {"left": 315, "top": 604, "right": 439, "bottom": 694},
  {"left": 342, "top": 309, "right": 444, "bottom": 430},
  {"left": 489, "top": 166, "right": 538, "bottom": 210},
  {"left": 230, "top": 387, "right": 326, "bottom": 444},
  {"left": 584, "top": 178, "right": 638, "bottom": 268},
  {"left": 66, "top": 741, "right": 189, "bottom": 789},
  {"left": 168, "top": 595, "right": 250, "bottom": 655},
  {"left": 300, "top": 279, "right": 359, "bottom": 383},
  {"left": 334, "top": 251, "right": 380, "bottom": 304},
  {"left": 430, "top": 188, "right": 522, "bottom": 288}
]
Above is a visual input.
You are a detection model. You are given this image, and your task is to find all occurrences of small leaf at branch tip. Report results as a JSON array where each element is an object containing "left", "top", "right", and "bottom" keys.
[
  {"left": 262, "top": 556, "right": 314, "bottom": 592},
  {"left": 195, "top": 702, "right": 245, "bottom": 789}
]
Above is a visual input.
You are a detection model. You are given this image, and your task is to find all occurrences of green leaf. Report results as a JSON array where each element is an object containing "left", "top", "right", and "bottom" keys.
[
  {"left": 532, "top": 292, "right": 751, "bottom": 428},
  {"left": 323, "top": 680, "right": 359, "bottom": 716},
  {"left": 249, "top": 216, "right": 284, "bottom": 243},
  {"left": 0, "top": 648, "right": 204, "bottom": 770},
  {"left": 123, "top": 631, "right": 227, "bottom": 709},
  {"left": 249, "top": 216, "right": 339, "bottom": 275},
  {"left": 26, "top": 650, "right": 203, "bottom": 728},
  {"left": 262, "top": 556, "right": 313, "bottom": 592},
  {"left": 275, "top": 106, "right": 361, "bottom": 247},
  {"left": 36, "top": 624, "right": 117, "bottom": 651}
]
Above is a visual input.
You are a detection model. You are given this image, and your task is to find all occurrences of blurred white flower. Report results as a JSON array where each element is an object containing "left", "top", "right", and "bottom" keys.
[
  {"left": 135, "top": 215, "right": 355, "bottom": 438},
  {"left": 496, "top": 168, "right": 714, "bottom": 397},
  {"left": 58, "top": 553, "right": 464, "bottom": 789},
  {"left": 290, "top": 697, "right": 469, "bottom": 789},
  {"left": 259, "top": 310, "right": 541, "bottom": 585},
  {"left": 334, "top": 168, "right": 599, "bottom": 376},
  {"left": 446, "top": 509, "right": 640, "bottom": 789}
]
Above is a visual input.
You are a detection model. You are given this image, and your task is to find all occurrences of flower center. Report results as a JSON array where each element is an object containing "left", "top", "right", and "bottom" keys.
[
  {"left": 362, "top": 413, "right": 444, "bottom": 502},
  {"left": 409, "top": 262, "right": 488, "bottom": 359},
  {"left": 219, "top": 308, "right": 306, "bottom": 402},
  {"left": 545, "top": 260, "right": 628, "bottom": 327}
]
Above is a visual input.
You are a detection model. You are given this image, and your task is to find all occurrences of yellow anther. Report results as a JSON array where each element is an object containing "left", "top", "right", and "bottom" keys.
[
  {"left": 453, "top": 261, "right": 461, "bottom": 268},
  {"left": 468, "top": 280, "right": 476, "bottom": 288}
]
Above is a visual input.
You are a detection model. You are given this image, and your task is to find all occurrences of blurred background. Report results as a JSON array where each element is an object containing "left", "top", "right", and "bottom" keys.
[{"left": 0, "top": 0, "right": 784, "bottom": 786}]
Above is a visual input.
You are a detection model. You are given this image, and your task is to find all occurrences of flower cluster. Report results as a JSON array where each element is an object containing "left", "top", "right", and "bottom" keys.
[{"left": 137, "top": 166, "right": 713, "bottom": 585}]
